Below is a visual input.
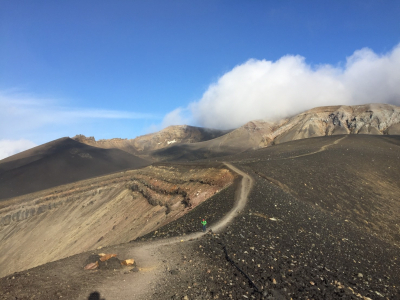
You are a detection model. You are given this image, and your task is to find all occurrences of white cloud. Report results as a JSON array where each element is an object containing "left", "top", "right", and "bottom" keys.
[
  {"left": 0, "top": 91, "right": 155, "bottom": 139},
  {"left": 161, "top": 107, "right": 191, "bottom": 128},
  {"left": 167, "top": 43, "right": 400, "bottom": 130},
  {"left": 0, "top": 139, "right": 37, "bottom": 160}
]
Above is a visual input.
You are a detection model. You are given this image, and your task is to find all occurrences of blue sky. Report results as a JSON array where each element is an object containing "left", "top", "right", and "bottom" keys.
[{"left": 1, "top": 0, "right": 400, "bottom": 158}]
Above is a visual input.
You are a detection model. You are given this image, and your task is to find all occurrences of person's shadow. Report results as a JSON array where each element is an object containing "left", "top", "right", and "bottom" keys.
[{"left": 88, "top": 291, "right": 105, "bottom": 300}]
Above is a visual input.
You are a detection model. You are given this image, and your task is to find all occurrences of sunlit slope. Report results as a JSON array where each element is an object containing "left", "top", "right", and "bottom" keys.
[{"left": 0, "top": 163, "right": 234, "bottom": 278}]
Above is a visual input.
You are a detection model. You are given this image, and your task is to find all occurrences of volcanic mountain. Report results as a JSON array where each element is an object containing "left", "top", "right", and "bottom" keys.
[
  {"left": 0, "top": 137, "right": 150, "bottom": 200},
  {"left": 1, "top": 103, "right": 400, "bottom": 299},
  {"left": 73, "top": 125, "right": 230, "bottom": 158},
  {"left": 1, "top": 134, "right": 400, "bottom": 299},
  {"left": 152, "top": 103, "right": 400, "bottom": 161}
]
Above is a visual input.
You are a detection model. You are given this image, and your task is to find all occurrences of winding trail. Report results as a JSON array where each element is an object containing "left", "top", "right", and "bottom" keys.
[
  {"left": 282, "top": 135, "right": 347, "bottom": 160},
  {"left": 83, "top": 162, "right": 253, "bottom": 300}
]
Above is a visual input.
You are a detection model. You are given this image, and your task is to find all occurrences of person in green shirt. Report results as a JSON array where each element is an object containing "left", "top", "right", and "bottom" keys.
[{"left": 201, "top": 219, "right": 207, "bottom": 232}]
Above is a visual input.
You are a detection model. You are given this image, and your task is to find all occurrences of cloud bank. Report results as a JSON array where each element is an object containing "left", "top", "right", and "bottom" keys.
[
  {"left": 166, "top": 43, "right": 400, "bottom": 129},
  {"left": 0, "top": 139, "right": 37, "bottom": 160}
]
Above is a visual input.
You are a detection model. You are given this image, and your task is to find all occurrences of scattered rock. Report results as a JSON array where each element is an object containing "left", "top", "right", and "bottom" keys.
[
  {"left": 84, "top": 262, "right": 98, "bottom": 270},
  {"left": 99, "top": 254, "right": 117, "bottom": 262},
  {"left": 98, "top": 257, "right": 122, "bottom": 270},
  {"left": 84, "top": 254, "right": 101, "bottom": 266},
  {"left": 121, "top": 259, "right": 135, "bottom": 266}
]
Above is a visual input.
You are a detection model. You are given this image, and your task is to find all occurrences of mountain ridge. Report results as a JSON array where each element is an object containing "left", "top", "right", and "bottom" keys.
[
  {"left": 73, "top": 103, "right": 400, "bottom": 162},
  {"left": 0, "top": 138, "right": 150, "bottom": 200},
  {"left": 151, "top": 103, "right": 400, "bottom": 161},
  {"left": 73, "top": 125, "right": 231, "bottom": 157}
]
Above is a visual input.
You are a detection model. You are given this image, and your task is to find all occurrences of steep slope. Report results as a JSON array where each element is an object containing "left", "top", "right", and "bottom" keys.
[
  {"left": 0, "top": 138, "right": 150, "bottom": 200},
  {"left": 272, "top": 103, "right": 400, "bottom": 144},
  {"left": 0, "top": 163, "right": 234, "bottom": 278},
  {"left": 73, "top": 125, "right": 230, "bottom": 157}
]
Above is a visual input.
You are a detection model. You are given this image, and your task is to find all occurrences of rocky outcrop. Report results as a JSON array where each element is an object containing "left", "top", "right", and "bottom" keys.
[
  {"left": 272, "top": 103, "right": 400, "bottom": 145},
  {"left": 229, "top": 103, "right": 400, "bottom": 148},
  {"left": 73, "top": 125, "right": 230, "bottom": 156}
]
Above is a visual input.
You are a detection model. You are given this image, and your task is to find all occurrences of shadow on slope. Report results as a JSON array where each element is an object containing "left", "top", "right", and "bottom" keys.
[{"left": 0, "top": 137, "right": 150, "bottom": 200}]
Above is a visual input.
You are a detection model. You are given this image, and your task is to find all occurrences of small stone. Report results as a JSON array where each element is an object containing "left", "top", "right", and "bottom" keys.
[
  {"left": 357, "top": 273, "right": 363, "bottom": 278},
  {"left": 272, "top": 278, "right": 277, "bottom": 284},
  {"left": 375, "top": 291, "right": 384, "bottom": 297}
]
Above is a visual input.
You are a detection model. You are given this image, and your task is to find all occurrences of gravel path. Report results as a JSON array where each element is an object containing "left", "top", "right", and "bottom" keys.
[{"left": 80, "top": 162, "right": 253, "bottom": 299}]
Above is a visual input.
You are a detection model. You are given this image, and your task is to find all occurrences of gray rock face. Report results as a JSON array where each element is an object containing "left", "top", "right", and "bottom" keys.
[
  {"left": 237, "top": 103, "right": 400, "bottom": 148},
  {"left": 272, "top": 103, "right": 400, "bottom": 143}
]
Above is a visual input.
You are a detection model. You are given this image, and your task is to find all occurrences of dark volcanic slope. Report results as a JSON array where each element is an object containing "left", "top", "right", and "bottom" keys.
[
  {"left": 1, "top": 135, "right": 400, "bottom": 299},
  {"left": 229, "top": 134, "right": 400, "bottom": 246},
  {"left": 147, "top": 135, "right": 400, "bottom": 299},
  {"left": 0, "top": 137, "right": 150, "bottom": 200}
]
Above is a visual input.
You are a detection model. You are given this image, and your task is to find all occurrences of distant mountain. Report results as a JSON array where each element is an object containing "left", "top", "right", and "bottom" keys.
[
  {"left": 268, "top": 103, "right": 400, "bottom": 145},
  {"left": 72, "top": 103, "right": 400, "bottom": 162},
  {"left": 0, "top": 137, "right": 150, "bottom": 200},
  {"left": 152, "top": 103, "right": 400, "bottom": 161},
  {"left": 73, "top": 125, "right": 231, "bottom": 157}
]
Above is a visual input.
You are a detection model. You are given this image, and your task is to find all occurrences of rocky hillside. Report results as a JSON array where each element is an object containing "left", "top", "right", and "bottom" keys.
[
  {"left": 270, "top": 103, "right": 400, "bottom": 145},
  {"left": 73, "top": 125, "right": 230, "bottom": 157},
  {"left": 0, "top": 163, "right": 234, "bottom": 278},
  {"left": 152, "top": 103, "right": 400, "bottom": 161},
  {"left": 212, "top": 103, "right": 400, "bottom": 149}
]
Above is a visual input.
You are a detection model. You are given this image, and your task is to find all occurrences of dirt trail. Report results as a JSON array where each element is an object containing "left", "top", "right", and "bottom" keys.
[
  {"left": 81, "top": 163, "right": 253, "bottom": 300},
  {"left": 283, "top": 135, "right": 347, "bottom": 159}
]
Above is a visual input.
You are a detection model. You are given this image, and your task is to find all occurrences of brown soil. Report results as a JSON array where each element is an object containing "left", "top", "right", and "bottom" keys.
[
  {"left": 0, "top": 163, "right": 248, "bottom": 300},
  {"left": 0, "top": 163, "right": 234, "bottom": 279}
]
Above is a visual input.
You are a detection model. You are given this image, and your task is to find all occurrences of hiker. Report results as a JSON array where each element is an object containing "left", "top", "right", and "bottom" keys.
[{"left": 201, "top": 219, "right": 207, "bottom": 232}]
